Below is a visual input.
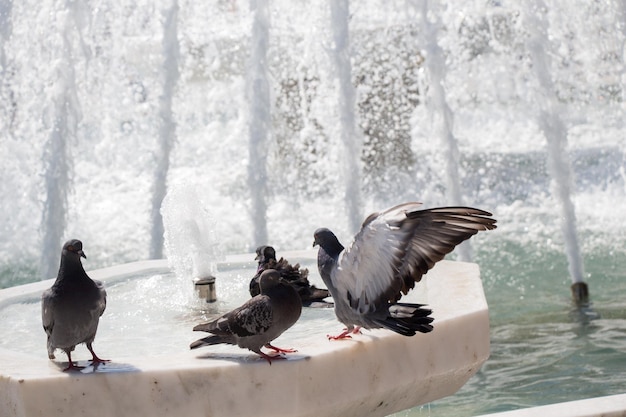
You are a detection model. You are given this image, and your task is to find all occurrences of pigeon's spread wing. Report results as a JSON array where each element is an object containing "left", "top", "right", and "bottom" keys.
[
  {"left": 333, "top": 202, "right": 420, "bottom": 314},
  {"left": 334, "top": 203, "right": 496, "bottom": 314}
]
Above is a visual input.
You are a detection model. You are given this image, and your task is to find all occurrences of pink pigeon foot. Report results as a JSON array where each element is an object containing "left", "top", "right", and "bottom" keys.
[
  {"left": 327, "top": 326, "right": 362, "bottom": 340},
  {"left": 265, "top": 343, "right": 297, "bottom": 353},
  {"left": 62, "top": 351, "right": 85, "bottom": 372},
  {"left": 259, "top": 351, "right": 288, "bottom": 365},
  {"left": 87, "top": 343, "right": 110, "bottom": 364}
]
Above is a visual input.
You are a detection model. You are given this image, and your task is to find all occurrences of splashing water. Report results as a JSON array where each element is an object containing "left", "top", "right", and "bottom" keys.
[
  {"left": 0, "top": 0, "right": 621, "bottom": 295},
  {"left": 162, "top": 183, "right": 223, "bottom": 281}
]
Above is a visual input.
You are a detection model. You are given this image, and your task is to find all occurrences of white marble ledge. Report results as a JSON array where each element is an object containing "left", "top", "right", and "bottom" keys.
[
  {"left": 0, "top": 257, "right": 489, "bottom": 417},
  {"left": 475, "top": 394, "right": 626, "bottom": 417}
]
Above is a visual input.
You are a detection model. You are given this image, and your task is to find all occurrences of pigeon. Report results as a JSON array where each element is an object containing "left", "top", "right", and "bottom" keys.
[
  {"left": 249, "top": 245, "right": 331, "bottom": 307},
  {"left": 191, "top": 269, "right": 302, "bottom": 364},
  {"left": 313, "top": 203, "right": 497, "bottom": 340},
  {"left": 41, "top": 239, "right": 108, "bottom": 371}
]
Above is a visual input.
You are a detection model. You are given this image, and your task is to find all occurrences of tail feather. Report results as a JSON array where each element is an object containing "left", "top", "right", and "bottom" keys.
[
  {"left": 193, "top": 322, "right": 216, "bottom": 332},
  {"left": 389, "top": 303, "right": 432, "bottom": 318},
  {"left": 189, "top": 335, "right": 234, "bottom": 350},
  {"left": 375, "top": 303, "right": 435, "bottom": 336}
]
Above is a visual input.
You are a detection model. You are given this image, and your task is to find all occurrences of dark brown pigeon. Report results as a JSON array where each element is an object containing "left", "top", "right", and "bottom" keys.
[
  {"left": 313, "top": 203, "right": 497, "bottom": 340},
  {"left": 249, "top": 245, "right": 331, "bottom": 307},
  {"left": 191, "top": 269, "right": 302, "bottom": 364},
  {"left": 41, "top": 239, "right": 108, "bottom": 371}
]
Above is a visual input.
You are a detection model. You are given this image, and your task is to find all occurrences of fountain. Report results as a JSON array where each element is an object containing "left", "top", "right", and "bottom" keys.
[
  {"left": 161, "top": 183, "right": 223, "bottom": 290},
  {"left": 0, "top": 254, "right": 489, "bottom": 417},
  {"left": 1, "top": 0, "right": 625, "bottom": 416}
]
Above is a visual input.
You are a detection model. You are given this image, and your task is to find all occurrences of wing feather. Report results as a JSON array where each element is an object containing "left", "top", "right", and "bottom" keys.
[
  {"left": 334, "top": 203, "right": 496, "bottom": 314},
  {"left": 95, "top": 280, "right": 107, "bottom": 317},
  {"left": 41, "top": 290, "right": 55, "bottom": 335},
  {"left": 194, "top": 296, "right": 273, "bottom": 338}
]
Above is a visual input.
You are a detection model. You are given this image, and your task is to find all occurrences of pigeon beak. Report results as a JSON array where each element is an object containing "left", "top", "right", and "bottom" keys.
[
  {"left": 312, "top": 240, "right": 318, "bottom": 248},
  {"left": 78, "top": 250, "right": 87, "bottom": 259}
]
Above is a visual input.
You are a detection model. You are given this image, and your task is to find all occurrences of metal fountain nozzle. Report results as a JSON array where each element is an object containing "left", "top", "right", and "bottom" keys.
[{"left": 193, "top": 275, "right": 217, "bottom": 303}]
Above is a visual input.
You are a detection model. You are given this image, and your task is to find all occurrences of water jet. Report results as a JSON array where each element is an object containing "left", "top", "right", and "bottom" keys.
[{"left": 524, "top": 0, "right": 589, "bottom": 303}]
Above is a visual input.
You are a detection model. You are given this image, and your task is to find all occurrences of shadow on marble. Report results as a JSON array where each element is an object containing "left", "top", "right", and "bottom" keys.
[
  {"left": 191, "top": 350, "right": 312, "bottom": 364},
  {"left": 48, "top": 360, "right": 141, "bottom": 374}
]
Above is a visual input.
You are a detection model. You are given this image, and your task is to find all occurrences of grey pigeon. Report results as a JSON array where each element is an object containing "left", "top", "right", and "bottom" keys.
[
  {"left": 191, "top": 269, "right": 302, "bottom": 364},
  {"left": 313, "top": 203, "right": 497, "bottom": 339},
  {"left": 41, "top": 239, "right": 108, "bottom": 371},
  {"left": 249, "top": 245, "right": 331, "bottom": 307}
]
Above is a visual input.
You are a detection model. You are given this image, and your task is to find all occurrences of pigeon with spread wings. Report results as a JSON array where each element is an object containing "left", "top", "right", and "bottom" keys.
[
  {"left": 313, "top": 203, "right": 497, "bottom": 340},
  {"left": 249, "top": 245, "right": 331, "bottom": 307}
]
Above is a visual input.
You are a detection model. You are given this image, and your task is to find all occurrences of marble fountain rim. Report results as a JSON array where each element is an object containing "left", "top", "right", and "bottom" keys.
[{"left": 0, "top": 252, "right": 490, "bottom": 417}]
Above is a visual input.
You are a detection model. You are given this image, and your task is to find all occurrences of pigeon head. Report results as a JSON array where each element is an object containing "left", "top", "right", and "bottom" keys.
[
  {"left": 258, "top": 269, "right": 281, "bottom": 293},
  {"left": 255, "top": 245, "right": 276, "bottom": 264},
  {"left": 313, "top": 228, "right": 344, "bottom": 257},
  {"left": 62, "top": 239, "right": 87, "bottom": 259}
]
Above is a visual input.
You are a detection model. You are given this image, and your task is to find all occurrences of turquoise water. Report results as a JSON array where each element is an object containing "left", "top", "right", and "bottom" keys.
[{"left": 394, "top": 238, "right": 626, "bottom": 416}]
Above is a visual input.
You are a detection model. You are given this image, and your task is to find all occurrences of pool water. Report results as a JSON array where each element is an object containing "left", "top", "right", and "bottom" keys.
[
  {"left": 0, "top": 258, "right": 338, "bottom": 360},
  {"left": 394, "top": 239, "right": 626, "bottom": 416}
]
